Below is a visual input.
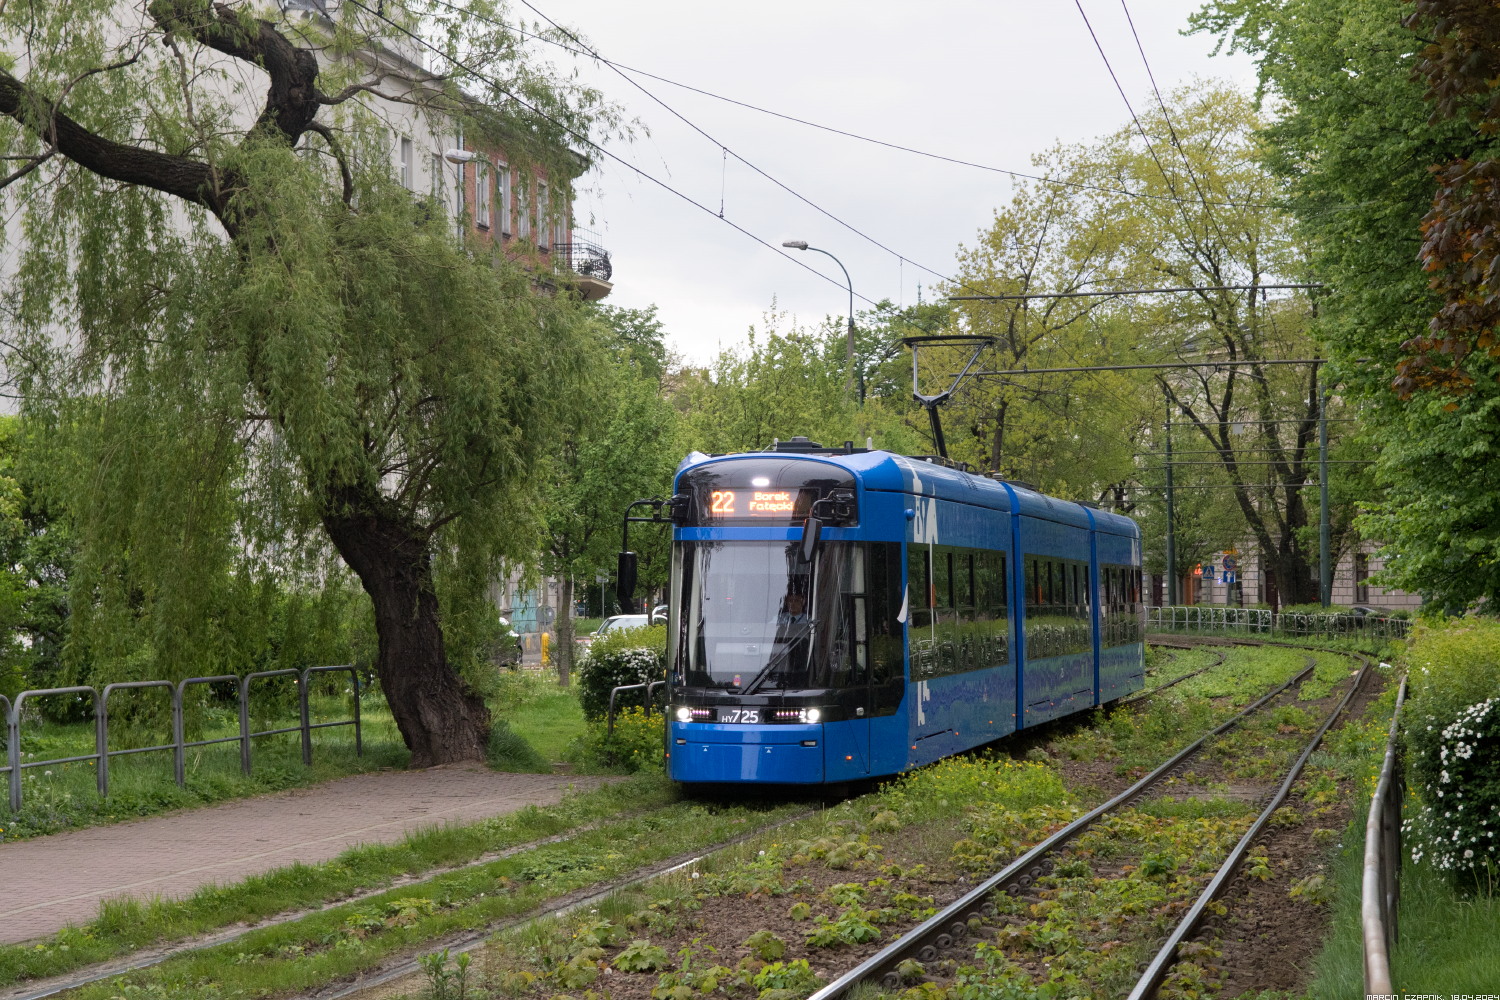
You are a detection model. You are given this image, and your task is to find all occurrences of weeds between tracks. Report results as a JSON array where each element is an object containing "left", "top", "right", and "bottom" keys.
[{"left": 342, "top": 644, "right": 1378, "bottom": 1000}]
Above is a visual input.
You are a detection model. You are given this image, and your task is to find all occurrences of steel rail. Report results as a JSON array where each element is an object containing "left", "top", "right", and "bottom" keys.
[
  {"left": 1116, "top": 650, "right": 1225, "bottom": 708},
  {"left": 9, "top": 807, "right": 819, "bottom": 1000},
  {"left": 1363, "top": 674, "right": 1407, "bottom": 994},
  {"left": 805, "top": 649, "right": 1320, "bottom": 1000},
  {"left": 304, "top": 808, "right": 823, "bottom": 1000},
  {"left": 1126, "top": 652, "right": 1373, "bottom": 1000}
]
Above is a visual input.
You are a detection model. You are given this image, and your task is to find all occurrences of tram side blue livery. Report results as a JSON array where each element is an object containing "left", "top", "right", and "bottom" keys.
[{"left": 664, "top": 447, "right": 1145, "bottom": 785}]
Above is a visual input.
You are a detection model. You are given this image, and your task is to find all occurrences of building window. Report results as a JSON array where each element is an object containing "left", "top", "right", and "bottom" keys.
[
  {"left": 518, "top": 179, "right": 530, "bottom": 239},
  {"left": 1355, "top": 553, "right": 1370, "bottom": 604},
  {"left": 538, "top": 182, "right": 549, "bottom": 249},
  {"left": 476, "top": 159, "right": 491, "bottom": 229},
  {"left": 497, "top": 162, "right": 510, "bottom": 236},
  {"left": 400, "top": 137, "right": 413, "bottom": 189}
]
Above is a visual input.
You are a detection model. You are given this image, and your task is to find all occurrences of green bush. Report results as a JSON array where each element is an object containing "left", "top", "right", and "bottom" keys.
[
  {"left": 571, "top": 707, "right": 664, "bottom": 773},
  {"left": 1404, "top": 618, "right": 1500, "bottom": 888},
  {"left": 576, "top": 624, "right": 666, "bottom": 721}
]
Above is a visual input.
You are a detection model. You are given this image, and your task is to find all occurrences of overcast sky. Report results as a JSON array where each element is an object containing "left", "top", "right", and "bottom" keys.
[{"left": 540, "top": 1, "right": 1258, "bottom": 364}]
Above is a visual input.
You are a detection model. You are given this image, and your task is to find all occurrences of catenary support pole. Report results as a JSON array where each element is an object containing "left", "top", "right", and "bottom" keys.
[
  {"left": 1165, "top": 403, "right": 1177, "bottom": 606},
  {"left": 1320, "top": 384, "right": 1331, "bottom": 607}
]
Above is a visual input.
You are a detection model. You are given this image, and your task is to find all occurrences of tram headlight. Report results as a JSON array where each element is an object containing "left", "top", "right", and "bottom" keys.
[
  {"left": 676, "top": 706, "right": 693, "bottom": 723},
  {"left": 802, "top": 708, "right": 821, "bottom": 724}
]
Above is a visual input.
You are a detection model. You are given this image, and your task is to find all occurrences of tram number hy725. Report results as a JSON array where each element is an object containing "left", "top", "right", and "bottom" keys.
[{"left": 718, "top": 708, "right": 760, "bottom": 724}]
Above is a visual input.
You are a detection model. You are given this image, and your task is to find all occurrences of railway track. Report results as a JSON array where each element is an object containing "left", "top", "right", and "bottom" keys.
[
  {"left": 808, "top": 641, "right": 1373, "bottom": 1000},
  {"left": 1117, "top": 648, "right": 1226, "bottom": 708}
]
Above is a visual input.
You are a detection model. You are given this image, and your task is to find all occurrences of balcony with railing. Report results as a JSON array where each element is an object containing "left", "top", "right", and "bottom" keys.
[{"left": 552, "top": 227, "right": 613, "bottom": 300}]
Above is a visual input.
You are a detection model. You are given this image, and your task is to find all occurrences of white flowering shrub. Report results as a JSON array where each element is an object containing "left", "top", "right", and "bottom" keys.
[
  {"left": 1406, "top": 696, "right": 1500, "bottom": 886},
  {"left": 576, "top": 628, "right": 665, "bottom": 720}
]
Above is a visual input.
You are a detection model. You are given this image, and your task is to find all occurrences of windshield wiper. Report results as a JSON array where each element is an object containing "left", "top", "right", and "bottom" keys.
[{"left": 740, "top": 623, "right": 812, "bottom": 695}]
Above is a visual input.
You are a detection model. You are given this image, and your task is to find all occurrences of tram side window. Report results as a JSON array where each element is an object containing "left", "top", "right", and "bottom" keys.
[
  {"left": 1100, "top": 562, "right": 1143, "bottom": 647},
  {"left": 814, "top": 542, "right": 909, "bottom": 694},
  {"left": 907, "top": 544, "right": 931, "bottom": 631},
  {"left": 1023, "top": 554, "right": 1093, "bottom": 659},
  {"left": 907, "top": 543, "right": 1011, "bottom": 679},
  {"left": 866, "top": 543, "right": 904, "bottom": 715},
  {"left": 976, "top": 549, "right": 1010, "bottom": 669}
]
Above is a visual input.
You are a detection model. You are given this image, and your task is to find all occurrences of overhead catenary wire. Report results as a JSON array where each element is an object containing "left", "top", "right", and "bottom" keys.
[
  {"left": 950, "top": 283, "right": 1323, "bottom": 302},
  {"left": 341, "top": 0, "right": 881, "bottom": 306},
  {"left": 960, "top": 358, "right": 1333, "bottom": 377},
  {"left": 1074, "top": 0, "right": 1193, "bottom": 226},
  {"left": 450, "top": 0, "right": 981, "bottom": 299},
  {"left": 421, "top": 0, "right": 1271, "bottom": 212},
  {"left": 1119, "top": 0, "right": 1231, "bottom": 238}
]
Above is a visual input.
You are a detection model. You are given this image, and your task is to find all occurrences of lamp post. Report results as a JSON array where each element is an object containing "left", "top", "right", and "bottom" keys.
[
  {"left": 444, "top": 147, "right": 475, "bottom": 234},
  {"left": 783, "top": 240, "right": 856, "bottom": 395}
]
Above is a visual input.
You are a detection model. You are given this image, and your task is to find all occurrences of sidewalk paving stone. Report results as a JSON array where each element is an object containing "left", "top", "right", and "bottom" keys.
[{"left": 0, "top": 766, "right": 600, "bottom": 945}]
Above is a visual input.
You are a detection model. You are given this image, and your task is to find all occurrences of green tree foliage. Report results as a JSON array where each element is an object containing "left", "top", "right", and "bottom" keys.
[
  {"left": 0, "top": 0, "right": 622, "bottom": 763},
  {"left": 1191, "top": 0, "right": 1500, "bottom": 608},
  {"left": 675, "top": 306, "right": 923, "bottom": 457},
  {"left": 929, "top": 83, "right": 1367, "bottom": 602},
  {"left": 542, "top": 306, "right": 678, "bottom": 682},
  {"left": 0, "top": 419, "right": 69, "bottom": 701}
]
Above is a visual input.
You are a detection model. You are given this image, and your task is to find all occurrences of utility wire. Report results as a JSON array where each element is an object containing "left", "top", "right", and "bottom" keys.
[
  {"left": 1119, "top": 0, "right": 1230, "bottom": 245},
  {"left": 1074, "top": 0, "right": 1192, "bottom": 225},
  {"left": 962, "top": 358, "right": 1331, "bottom": 377},
  {"left": 421, "top": 0, "right": 1270, "bottom": 212},
  {"left": 950, "top": 282, "right": 1322, "bottom": 302},
  {"left": 437, "top": 0, "right": 980, "bottom": 298},
  {"left": 1139, "top": 460, "right": 1374, "bottom": 466},
  {"left": 343, "top": 0, "right": 881, "bottom": 306}
]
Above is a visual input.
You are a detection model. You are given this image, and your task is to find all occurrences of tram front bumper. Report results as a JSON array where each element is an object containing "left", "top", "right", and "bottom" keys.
[{"left": 668, "top": 722, "right": 824, "bottom": 784}]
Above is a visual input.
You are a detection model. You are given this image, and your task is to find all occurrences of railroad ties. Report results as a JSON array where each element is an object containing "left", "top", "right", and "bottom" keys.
[{"left": 806, "top": 639, "right": 1373, "bottom": 1000}]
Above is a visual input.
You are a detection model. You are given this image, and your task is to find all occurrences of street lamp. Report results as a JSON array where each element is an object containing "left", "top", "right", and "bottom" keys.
[{"left": 783, "top": 240, "right": 856, "bottom": 395}]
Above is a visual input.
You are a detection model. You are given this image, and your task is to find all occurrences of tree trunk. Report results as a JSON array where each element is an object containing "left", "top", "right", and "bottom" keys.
[
  {"left": 556, "top": 575, "right": 574, "bottom": 687},
  {"left": 321, "top": 499, "right": 491, "bottom": 767},
  {"left": 990, "top": 398, "right": 1009, "bottom": 475}
]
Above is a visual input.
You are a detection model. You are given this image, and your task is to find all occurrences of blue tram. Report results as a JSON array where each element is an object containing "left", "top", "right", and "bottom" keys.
[{"left": 664, "top": 439, "right": 1145, "bottom": 785}]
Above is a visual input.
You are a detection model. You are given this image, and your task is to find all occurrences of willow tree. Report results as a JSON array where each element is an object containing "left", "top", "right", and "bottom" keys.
[{"left": 0, "top": 0, "right": 622, "bottom": 764}]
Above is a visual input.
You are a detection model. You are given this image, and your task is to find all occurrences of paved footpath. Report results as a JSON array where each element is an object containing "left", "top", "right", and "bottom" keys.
[{"left": 0, "top": 767, "right": 601, "bottom": 945}]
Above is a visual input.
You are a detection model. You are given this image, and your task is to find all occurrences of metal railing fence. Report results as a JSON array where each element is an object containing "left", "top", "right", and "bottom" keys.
[
  {"left": 1363, "top": 674, "right": 1407, "bottom": 994},
  {"left": 1147, "top": 605, "right": 1410, "bottom": 641},
  {"left": 606, "top": 680, "right": 666, "bottom": 737},
  {"left": 4, "top": 664, "right": 360, "bottom": 813}
]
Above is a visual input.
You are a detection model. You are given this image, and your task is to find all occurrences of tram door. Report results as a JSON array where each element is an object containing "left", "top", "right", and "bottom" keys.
[{"left": 822, "top": 544, "right": 871, "bottom": 779}]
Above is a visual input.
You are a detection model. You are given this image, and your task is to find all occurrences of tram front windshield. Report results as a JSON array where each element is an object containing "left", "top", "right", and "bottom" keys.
[{"left": 672, "top": 540, "right": 864, "bottom": 693}]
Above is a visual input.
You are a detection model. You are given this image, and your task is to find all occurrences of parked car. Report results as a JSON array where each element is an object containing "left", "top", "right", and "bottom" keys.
[
  {"left": 574, "top": 613, "right": 652, "bottom": 651},
  {"left": 652, "top": 604, "right": 669, "bottom": 624},
  {"left": 495, "top": 616, "right": 522, "bottom": 667}
]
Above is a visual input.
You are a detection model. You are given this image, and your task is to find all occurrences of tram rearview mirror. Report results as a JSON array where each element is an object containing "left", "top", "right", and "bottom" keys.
[
  {"left": 618, "top": 551, "right": 638, "bottom": 612},
  {"left": 799, "top": 517, "right": 823, "bottom": 563}
]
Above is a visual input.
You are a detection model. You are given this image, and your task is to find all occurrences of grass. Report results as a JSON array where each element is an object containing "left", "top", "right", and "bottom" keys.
[
  {"left": 1052, "top": 645, "right": 1327, "bottom": 775},
  {"left": 0, "top": 773, "right": 687, "bottom": 988},
  {"left": 0, "top": 690, "right": 407, "bottom": 842},
  {"left": 491, "top": 673, "right": 589, "bottom": 767},
  {"left": 1311, "top": 802, "right": 1500, "bottom": 996},
  {"left": 46, "top": 791, "right": 813, "bottom": 1000},
  {"left": 1309, "top": 675, "right": 1500, "bottom": 997},
  {"left": 0, "top": 671, "right": 602, "bottom": 836}
]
